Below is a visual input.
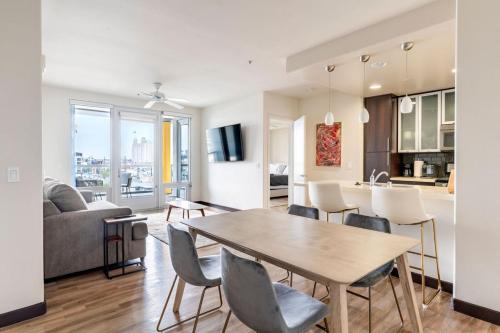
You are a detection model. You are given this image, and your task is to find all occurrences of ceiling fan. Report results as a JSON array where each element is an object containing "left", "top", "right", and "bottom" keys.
[{"left": 138, "top": 82, "right": 188, "bottom": 110}]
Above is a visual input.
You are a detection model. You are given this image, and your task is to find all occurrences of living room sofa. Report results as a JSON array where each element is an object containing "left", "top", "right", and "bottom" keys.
[{"left": 43, "top": 178, "right": 148, "bottom": 279}]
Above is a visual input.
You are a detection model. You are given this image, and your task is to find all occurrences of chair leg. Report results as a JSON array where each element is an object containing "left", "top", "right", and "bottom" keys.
[
  {"left": 323, "top": 318, "right": 330, "bottom": 333},
  {"left": 341, "top": 211, "right": 345, "bottom": 224},
  {"left": 388, "top": 276, "right": 404, "bottom": 327},
  {"left": 312, "top": 281, "right": 317, "bottom": 297},
  {"left": 368, "top": 286, "right": 372, "bottom": 333},
  {"left": 222, "top": 310, "right": 231, "bottom": 333},
  {"left": 156, "top": 277, "right": 223, "bottom": 332},
  {"left": 326, "top": 212, "right": 329, "bottom": 222}
]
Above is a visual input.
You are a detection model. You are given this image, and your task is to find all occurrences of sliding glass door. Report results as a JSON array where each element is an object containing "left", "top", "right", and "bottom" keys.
[
  {"left": 114, "top": 110, "right": 158, "bottom": 210},
  {"left": 72, "top": 102, "right": 191, "bottom": 211},
  {"left": 160, "top": 115, "right": 191, "bottom": 205}
]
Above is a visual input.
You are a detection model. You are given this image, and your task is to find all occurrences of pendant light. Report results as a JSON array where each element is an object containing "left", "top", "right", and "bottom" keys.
[
  {"left": 400, "top": 41, "right": 414, "bottom": 114},
  {"left": 324, "top": 65, "right": 335, "bottom": 125},
  {"left": 359, "top": 55, "right": 370, "bottom": 123}
]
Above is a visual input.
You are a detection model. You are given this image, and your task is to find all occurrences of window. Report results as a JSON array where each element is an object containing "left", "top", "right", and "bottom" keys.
[{"left": 72, "top": 104, "right": 111, "bottom": 195}]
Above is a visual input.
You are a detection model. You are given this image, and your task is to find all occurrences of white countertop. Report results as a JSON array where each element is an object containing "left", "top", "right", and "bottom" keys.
[
  {"left": 390, "top": 177, "right": 437, "bottom": 183},
  {"left": 338, "top": 180, "right": 454, "bottom": 201}
]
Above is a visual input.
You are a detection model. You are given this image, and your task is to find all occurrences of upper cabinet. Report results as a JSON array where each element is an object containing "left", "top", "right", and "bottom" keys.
[
  {"left": 398, "top": 89, "right": 454, "bottom": 153},
  {"left": 442, "top": 89, "right": 455, "bottom": 124}
]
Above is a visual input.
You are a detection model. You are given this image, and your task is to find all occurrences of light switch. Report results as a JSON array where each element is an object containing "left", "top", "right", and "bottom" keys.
[{"left": 7, "top": 167, "right": 20, "bottom": 182}]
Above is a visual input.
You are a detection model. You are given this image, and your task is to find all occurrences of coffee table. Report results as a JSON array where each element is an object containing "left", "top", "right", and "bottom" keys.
[{"left": 165, "top": 199, "right": 208, "bottom": 221}]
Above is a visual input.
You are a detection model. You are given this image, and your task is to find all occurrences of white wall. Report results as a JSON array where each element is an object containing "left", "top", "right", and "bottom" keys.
[
  {"left": 0, "top": 0, "right": 44, "bottom": 314},
  {"left": 42, "top": 85, "right": 202, "bottom": 201},
  {"left": 298, "top": 91, "right": 363, "bottom": 182},
  {"left": 201, "top": 94, "right": 265, "bottom": 209},
  {"left": 455, "top": 0, "right": 500, "bottom": 311},
  {"left": 269, "top": 128, "right": 289, "bottom": 164}
]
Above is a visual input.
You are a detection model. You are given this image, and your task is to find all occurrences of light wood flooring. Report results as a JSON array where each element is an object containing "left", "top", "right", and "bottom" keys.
[{"left": 2, "top": 208, "right": 499, "bottom": 333}]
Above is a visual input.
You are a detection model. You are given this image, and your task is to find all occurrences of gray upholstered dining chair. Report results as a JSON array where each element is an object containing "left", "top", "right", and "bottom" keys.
[
  {"left": 220, "top": 247, "right": 330, "bottom": 333},
  {"left": 156, "top": 224, "right": 223, "bottom": 333},
  {"left": 344, "top": 213, "right": 404, "bottom": 333},
  {"left": 286, "top": 204, "right": 320, "bottom": 293}
]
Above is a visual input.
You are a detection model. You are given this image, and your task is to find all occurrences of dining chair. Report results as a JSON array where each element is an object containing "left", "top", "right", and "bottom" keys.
[
  {"left": 286, "top": 204, "right": 323, "bottom": 295},
  {"left": 308, "top": 181, "right": 359, "bottom": 223},
  {"left": 156, "top": 224, "right": 223, "bottom": 332},
  {"left": 344, "top": 213, "right": 404, "bottom": 333},
  {"left": 220, "top": 248, "right": 330, "bottom": 333},
  {"left": 371, "top": 186, "right": 442, "bottom": 305}
]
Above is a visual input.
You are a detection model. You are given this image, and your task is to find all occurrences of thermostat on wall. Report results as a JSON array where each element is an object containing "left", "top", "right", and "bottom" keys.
[{"left": 7, "top": 167, "right": 20, "bottom": 182}]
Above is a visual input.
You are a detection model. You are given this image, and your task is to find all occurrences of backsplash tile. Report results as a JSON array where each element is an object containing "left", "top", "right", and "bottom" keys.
[{"left": 401, "top": 152, "right": 454, "bottom": 177}]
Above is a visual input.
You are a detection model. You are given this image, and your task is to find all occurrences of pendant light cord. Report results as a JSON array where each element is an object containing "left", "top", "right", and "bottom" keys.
[
  {"left": 405, "top": 50, "right": 408, "bottom": 95},
  {"left": 328, "top": 71, "right": 332, "bottom": 114}
]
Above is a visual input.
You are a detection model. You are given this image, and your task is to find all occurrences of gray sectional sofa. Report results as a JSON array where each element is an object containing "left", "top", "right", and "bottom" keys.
[{"left": 43, "top": 178, "right": 148, "bottom": 279}]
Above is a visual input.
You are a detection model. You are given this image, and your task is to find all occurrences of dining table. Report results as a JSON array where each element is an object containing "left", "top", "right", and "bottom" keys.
[{"left": 177, "top": 208, "right": 423, "bottom": 333}]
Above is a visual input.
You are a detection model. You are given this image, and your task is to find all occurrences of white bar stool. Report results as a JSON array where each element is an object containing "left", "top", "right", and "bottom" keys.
[
  {"left": 371, "top": 186, "right": 442, "bottom": 305},
  {"left": 308, "top": 181, "right": 359, "bottom": 223}
]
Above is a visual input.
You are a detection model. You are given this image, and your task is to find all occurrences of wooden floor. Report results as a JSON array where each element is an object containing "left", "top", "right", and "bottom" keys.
[{"left": 2, "top": 209, "right": 499, "bottom": 333}]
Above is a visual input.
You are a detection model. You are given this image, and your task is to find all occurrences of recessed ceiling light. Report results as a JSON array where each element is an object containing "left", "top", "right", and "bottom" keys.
[
  {"left": 451, "top": 68, "right": 456, "bottom": 73},
  {"left": 369, "top": 83, "right": 382, "bottom": 90},
  {"left": 370, "top": 61, "right": 387, "bottom": 69}
]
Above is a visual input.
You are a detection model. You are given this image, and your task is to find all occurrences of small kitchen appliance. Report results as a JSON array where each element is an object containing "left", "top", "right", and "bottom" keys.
[{"left": 414, "top": 160, "right": 424, "bottom": 178}]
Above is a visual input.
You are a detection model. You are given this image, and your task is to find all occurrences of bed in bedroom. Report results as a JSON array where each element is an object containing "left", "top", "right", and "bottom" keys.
[{"left": 269, "top": 163, "right": 288, "bottom": 198}]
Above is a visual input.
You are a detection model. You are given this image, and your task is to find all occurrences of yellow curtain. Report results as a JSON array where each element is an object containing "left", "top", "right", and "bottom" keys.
[{"left": 162, "top": 122, "right": 172, "bottom": 194}]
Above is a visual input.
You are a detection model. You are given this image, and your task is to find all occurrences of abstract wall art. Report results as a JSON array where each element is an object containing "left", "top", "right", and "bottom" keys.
[{"left": 316, "top": 122, "right": 341, "bottom": 166}]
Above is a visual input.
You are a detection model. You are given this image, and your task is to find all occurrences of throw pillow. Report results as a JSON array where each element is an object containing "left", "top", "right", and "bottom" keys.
[{"left": 46, "top": 183, "right": 88, "bottom": 212}]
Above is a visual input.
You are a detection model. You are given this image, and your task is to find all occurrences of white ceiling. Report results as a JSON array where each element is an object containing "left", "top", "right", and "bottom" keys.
[{"left": 42, "top": 0, "right": 438, "bottom": 108}]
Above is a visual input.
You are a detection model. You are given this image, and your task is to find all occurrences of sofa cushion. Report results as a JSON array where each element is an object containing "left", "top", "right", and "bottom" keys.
[
  {"left": 45, "top": 183, "right": 88, "bottom": 212},
  {"left": 43, "top": 200, "right": 61, "bottom": 218},
  {"left": 132, "top": 222, "right": 148, "bottom": 240}
]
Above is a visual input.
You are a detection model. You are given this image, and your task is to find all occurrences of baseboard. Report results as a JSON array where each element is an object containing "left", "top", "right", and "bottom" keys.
[
  {"left": 195, "top": 201, "right": 240, "bottom": 212},
  {"left": 0, "top": 301, "right": 46, "bottom": 328},
  {"left": 391, "top": 268, "right": 453, "bottom": 294},
  {"left": 453, "top": 298, "right": 500, "bottom": 326}
]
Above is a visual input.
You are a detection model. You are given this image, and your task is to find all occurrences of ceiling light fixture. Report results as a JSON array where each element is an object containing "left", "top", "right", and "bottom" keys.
[
  {"left": 400, "top": 41, "right": 414, "bottom": 114},
  {"left": 324, "top": 65, "right": 336, "bottom": 126},
  {"left": 359, "top": 55, "right": 370, "bottom": 124},
  {"left": 369, "top": 83, "right": 382, "bottom": 90}
]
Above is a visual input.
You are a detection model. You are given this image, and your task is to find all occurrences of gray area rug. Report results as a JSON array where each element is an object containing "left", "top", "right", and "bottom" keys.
[{"left": 143, "top": 208, "right": 221, "bottom": 248}]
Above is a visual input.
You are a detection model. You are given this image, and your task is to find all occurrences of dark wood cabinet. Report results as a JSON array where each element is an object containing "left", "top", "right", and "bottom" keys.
[{"left": 363, "top": 94, "right": 399, "bottom": 182}]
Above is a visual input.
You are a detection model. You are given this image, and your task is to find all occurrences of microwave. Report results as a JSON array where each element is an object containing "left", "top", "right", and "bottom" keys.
[{"left": 440, "top": 124, "right": 455, "bottom": 151}]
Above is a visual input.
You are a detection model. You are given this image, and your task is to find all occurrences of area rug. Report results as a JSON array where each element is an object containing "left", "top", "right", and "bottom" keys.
[{"left": 143, "top": 207, "right": 224, "bottom": 248}]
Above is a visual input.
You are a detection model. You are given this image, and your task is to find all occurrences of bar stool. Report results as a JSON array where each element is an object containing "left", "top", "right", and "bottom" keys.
[
  {"left": 308, "top": 181, "right": 359, "bottom": 223},
  {"left": 371, "top": 186, "right": 442, "bottom": 305}
]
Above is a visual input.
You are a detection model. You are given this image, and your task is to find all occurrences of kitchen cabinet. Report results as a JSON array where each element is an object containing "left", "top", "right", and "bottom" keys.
[
  {"left": 363, "top": 94, "right": 399, "bottom": 182},
  {"left": 442, "top": 89, "right": 455, "bottom": 124},
  {"left": 398, "top": 91, "right": 441, "bottom": 152}
]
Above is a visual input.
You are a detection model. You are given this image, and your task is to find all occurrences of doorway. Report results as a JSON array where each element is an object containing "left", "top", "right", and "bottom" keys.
[{"left": 268, "top": 118, "right": 293, "bottom": 209}]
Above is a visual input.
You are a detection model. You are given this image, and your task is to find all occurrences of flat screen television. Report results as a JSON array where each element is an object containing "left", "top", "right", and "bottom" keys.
[{"left": 206, "top": 124, "right": 244, "bottom": 162}]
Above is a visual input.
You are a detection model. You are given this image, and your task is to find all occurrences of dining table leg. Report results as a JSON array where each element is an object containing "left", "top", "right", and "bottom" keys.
[
  {"left": 396, "top": 253, "right": 424, "bottom": 333},
  {"left": 328, "top": 282, "right": 348, "bottom": 333},
  {"left": 172, "top": 228, "right": 198, "bottom": 313}
]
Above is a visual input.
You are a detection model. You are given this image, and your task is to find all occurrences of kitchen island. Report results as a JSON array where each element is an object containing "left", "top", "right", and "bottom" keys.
[{"left": 322, "top": 181, "right": 454, "bottom": 284}]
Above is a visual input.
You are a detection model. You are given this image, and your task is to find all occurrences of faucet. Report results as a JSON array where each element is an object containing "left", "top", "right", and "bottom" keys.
[{"left": 370, "top": 169, "right": 389, "bottom": 186}]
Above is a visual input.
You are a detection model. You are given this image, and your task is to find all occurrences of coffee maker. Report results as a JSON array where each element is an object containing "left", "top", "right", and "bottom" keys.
[{"left": 403, "top": 164, "right": 412, "bottom": 177}]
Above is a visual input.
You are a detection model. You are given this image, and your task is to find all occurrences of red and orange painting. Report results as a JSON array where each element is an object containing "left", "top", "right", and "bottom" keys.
[{"left": 316, "top": 122, "right": 341, "bottom": 166}]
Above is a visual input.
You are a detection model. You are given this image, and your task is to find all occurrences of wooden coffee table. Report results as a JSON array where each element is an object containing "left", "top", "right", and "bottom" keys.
[{"left": 165, "top": 199, "right": 208, "bottom": 221}]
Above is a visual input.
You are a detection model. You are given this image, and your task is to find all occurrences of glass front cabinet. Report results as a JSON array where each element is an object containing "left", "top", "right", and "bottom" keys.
[{"left": 398, "top": 90, "right": 452, "bottom": 153}]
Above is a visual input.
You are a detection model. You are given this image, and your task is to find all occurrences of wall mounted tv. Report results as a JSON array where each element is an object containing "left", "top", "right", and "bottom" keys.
[{"left": 206, "top": 123, "right": 244, "bottom": 162}]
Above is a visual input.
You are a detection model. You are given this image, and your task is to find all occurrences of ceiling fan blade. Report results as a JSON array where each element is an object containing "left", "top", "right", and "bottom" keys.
[
  {"left": 166, "top": 97, "right": 190, "bottom": 103},
  {"left": 139, "top": 92, "right": 153, "bottom": 97},
  {"left": 144, "top": 100, "right": 156, "bottom": 109},
  {"left": 163, "top": 99, "right": 184, "bottom": 110}
]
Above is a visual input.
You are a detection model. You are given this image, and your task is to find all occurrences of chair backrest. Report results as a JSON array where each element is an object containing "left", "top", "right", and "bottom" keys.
[
  {"left": 287, "top": 204, "right": 319, "bottom": 220},
  {"left": 344, "top": 213, "right": 394, "bottom": 285},
  {"left": 371, "top": 186, "right": 429, "bottom": 225},
  {"left": 220, "top": 248, "right": 287, "bottom": 333},
  {"left": 167, "top": 224, "right": 210, "bottom": 286},
  {"left": 308, "top": 181, "right": 348, "bottom": 213}
]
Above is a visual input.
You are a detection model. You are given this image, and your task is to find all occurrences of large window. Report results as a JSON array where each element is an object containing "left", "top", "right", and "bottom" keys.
[{"left": 73, "top": 105, "right": 111, "bottom": 194}]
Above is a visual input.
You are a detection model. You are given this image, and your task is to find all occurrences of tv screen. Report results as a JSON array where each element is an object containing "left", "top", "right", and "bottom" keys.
[{"left": 206, "top": 124, "right": 244, "bottom": 162}]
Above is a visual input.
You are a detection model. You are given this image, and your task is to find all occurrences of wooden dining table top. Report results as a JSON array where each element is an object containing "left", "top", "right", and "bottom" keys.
[{"left": 181, "top": 208, "right": 420, "bottom": 285}]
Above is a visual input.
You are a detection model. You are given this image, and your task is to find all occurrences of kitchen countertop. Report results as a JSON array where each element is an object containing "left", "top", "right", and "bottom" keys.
[
  {"left": 390, "top": 176, "right": 437, "bottom": 183},
  {"left": 339, "top": 180, "right": 454, "bottom": 201}
]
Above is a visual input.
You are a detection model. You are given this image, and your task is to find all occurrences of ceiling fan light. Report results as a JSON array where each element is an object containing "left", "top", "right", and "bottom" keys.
[
  {"left": 325, "top": 112, "right": 335, "bottom": 126},
  {"left": 400, "top": 95, "right": 413, "bottom": 114},
  {"left": 359, "top": 108, "right": 370, "bottom": 123}
]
